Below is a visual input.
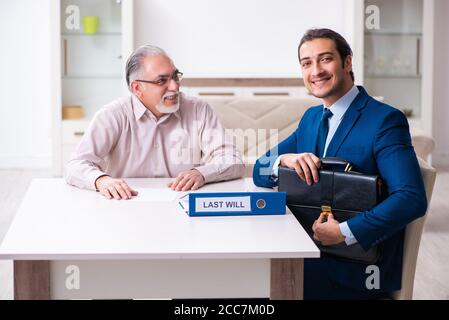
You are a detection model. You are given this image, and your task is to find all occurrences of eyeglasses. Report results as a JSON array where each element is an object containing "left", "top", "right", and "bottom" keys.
[{"left": 135, "top": 69, "right": 183, "bottom": 86}]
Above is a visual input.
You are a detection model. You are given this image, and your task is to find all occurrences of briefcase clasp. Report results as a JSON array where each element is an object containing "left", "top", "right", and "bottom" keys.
[
  {"left": 344, "top": 163, "right": 353, "bottom": 172},
  {"left": 321, "top": 205, "right": 332, "bottom": 217}
]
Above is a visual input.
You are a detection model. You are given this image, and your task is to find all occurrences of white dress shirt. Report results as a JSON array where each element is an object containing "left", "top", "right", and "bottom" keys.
[{"left": 65, "top": 93, "right": 245, "bottom": 190}]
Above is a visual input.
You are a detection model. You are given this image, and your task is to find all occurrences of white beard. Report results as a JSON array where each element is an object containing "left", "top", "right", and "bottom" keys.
[{"left": 155, "top": 92, "right": 180, "bottom": 114}]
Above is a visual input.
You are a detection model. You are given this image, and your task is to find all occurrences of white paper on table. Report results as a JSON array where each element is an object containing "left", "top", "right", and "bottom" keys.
[{"left": 130, "top": 188, "right": 179, "bottom": 202}]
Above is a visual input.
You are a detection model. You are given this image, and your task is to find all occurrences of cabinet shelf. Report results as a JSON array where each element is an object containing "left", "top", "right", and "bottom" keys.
[
  {"left": 62, "top": 76, "right": 122, "bottom": 79},
  {"left": 364, "top": 32, "right": 422, "bottom": 36},
  {"left": 62, "top": 32, "right": 121, "bottom": 36},
  {"left": 365, "top": 75, "right": 422, "bottom": 79}
]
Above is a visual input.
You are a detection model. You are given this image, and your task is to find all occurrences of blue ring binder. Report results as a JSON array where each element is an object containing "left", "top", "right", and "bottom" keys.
[{"left": 178, "top": 192, "right": 286, "bottom": 216}]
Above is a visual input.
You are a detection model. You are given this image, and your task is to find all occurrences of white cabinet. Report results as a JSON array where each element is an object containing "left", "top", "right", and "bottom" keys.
[
  {"left": 53, "top": 0, "right": 133, "bottom": 175},
  {"left": 61, "top": 120, "right": 89, "bottom": 172},
  {"left": 363, "top": 0, "right": 434, "bottom": 135}
]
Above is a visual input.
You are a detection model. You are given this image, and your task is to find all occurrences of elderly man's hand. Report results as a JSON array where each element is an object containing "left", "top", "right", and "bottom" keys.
[
  {"left": 95, "top": 176, "right": 138, "bottom": 200},
  {"left": 169, "top": 169, "right": 205, "bottom": 191},
  {"left": 280, "top": 153, "right": 321, "bottom": 185},
  {"left": 312, "top": 212, "right": 345, "bottom": 246}
]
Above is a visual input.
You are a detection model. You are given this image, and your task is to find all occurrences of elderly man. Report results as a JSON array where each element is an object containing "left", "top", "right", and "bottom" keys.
[{"left": 65, "top": 45, "right": 245, "bottom": 199}]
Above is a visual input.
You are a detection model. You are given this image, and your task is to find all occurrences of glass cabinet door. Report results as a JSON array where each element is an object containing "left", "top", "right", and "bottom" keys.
[
  {"left": 60, "top": 0, "right": 123, "bottom": 120},
  {"left": 62, "top": 34, "right": 122, "bottom": 78},
  {"left": 364, "top": 0, "right": 423, "bottom": 118}
]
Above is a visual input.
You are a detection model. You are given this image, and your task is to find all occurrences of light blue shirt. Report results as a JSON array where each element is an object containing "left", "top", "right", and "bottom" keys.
[
  {"left": 272, "top": 85, "right": 360, "bottom": 246},
  {"left": 322, "top": 85, "right": 359, "bottom": 156}
]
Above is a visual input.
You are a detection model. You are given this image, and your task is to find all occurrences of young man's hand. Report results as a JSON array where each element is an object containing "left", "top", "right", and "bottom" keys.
[
  {"left": 280, "top": 153, "right": 321, "bottom": 185},
  {"left": 95, "top": 176, "right": 138, "bottom": 200},
  {"left": 312, "top": 212, "right": 345, "bottom": 246}
]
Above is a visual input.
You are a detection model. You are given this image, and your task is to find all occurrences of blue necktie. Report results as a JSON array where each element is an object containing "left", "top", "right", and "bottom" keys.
[{"left": 316, "top": 108, "right": 333, "bottom": 157}]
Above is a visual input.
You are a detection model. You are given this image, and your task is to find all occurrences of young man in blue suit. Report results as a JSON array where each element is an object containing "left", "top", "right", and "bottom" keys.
[{"left": 253, "top": 28, "right": 427, "bottom": 299}]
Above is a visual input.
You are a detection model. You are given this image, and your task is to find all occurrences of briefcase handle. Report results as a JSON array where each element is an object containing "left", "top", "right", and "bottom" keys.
[{"left": 320, "top": 157, "right": 353, "bottom": 172}]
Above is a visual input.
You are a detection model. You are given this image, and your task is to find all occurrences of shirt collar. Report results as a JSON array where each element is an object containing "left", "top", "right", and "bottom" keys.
[
  {"left": 324, "top": 85, "right": 359, "bottom": 120},
  {"left": 171, "top": 93, "right": 182, "bottom": 120},
  {"left": 131, "top": 93, "right": 182, "bottom": 121},
  {"left": 131, "top": 94, "right": 148, "bottom": 121}
]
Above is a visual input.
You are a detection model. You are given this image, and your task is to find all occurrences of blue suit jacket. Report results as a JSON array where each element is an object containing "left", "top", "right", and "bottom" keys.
[{"left": 253, "top": 86, "right": 427, "bottom": 293}]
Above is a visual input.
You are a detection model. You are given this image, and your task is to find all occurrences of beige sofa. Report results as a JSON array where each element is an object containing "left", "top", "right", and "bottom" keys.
[{"left": 205, "top": 96, "right": 435, "bottom": 175}]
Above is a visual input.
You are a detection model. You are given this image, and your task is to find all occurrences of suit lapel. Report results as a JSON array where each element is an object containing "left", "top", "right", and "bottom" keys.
[
  {"left": 325, "top": 86, "right": 370, "bottom": 157},
  {"left": 309, "top": 107, "right": 324, "bottom": 153}
]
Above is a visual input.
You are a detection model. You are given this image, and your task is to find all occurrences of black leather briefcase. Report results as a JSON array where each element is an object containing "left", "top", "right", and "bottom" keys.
[{"left": 278, "top": 158, "right": 385, "bottom": 264}]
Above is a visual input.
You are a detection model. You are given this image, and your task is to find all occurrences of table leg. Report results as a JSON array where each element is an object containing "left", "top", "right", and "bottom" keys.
[
  {"left": 14, "top": 260, "right": 50, "bottom": 300},
  {"left": 270, "top": 258, "right": 304, "bottom": 300}
]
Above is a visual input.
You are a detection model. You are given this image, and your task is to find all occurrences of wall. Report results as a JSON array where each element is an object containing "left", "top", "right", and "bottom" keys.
[
  {"left": 134, "top": 0, "right": 350, "bottom": 78},
  {"left": 0, "top": 0, "right": 53, "bottom": 168},
  {"left": 432, "top": 0, "right": 449, "bottom": 166}
]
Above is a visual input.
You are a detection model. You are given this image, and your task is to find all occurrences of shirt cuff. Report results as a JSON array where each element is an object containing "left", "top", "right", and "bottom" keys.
[
  {"left": 88, "top": 171, "right": 109, "bottom": 191},
  {"left": 193, "top": 164, "right": 220, "bottom": 183},
  {"left": 270, "top": 156, "right": 282, "bottom": 181},
  {"left": 339, "top": 221, "right": 358, "bottom": 246}
]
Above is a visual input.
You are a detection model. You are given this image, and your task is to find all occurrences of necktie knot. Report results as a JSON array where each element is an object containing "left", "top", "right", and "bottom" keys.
[{"left": 322, "top": 108, "right": 333, "bottom": 121}]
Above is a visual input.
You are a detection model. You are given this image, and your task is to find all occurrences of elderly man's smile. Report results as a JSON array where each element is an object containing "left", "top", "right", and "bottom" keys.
[{"left": 164, "top": 93, "right": 178, "bottom": 103}]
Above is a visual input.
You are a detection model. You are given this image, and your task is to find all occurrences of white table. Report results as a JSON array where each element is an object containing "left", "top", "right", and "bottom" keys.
[{"left": 0, "top": 178, "right": 319, "bottom": 299}]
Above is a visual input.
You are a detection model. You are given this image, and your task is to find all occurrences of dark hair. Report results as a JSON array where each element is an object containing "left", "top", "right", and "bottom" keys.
[{"left": 298, "top": 28, "right": 354, "bottom": 82}]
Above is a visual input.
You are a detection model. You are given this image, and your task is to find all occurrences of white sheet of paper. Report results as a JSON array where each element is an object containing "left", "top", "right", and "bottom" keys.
[{"left": 130, "top": 188, "right": 179, "bottom": 202}]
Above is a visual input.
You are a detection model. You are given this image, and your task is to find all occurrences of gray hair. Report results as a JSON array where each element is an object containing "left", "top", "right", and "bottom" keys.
[{"left": 125, "top": 45, "right": 170, "bottom": 89}]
